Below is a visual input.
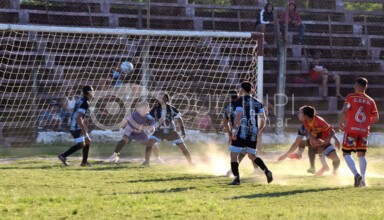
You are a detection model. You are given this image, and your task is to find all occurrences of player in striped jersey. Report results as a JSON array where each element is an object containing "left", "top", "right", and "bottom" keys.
[
  {"left": 57, "top": 85, "right": 94, "bottom": 166},
  {"left": 338, "top": 77, "right": 379, "bottom": 187},
  {"left": 222, "top": 90, "right": 259, "bottom": 177},
  {"left": 229, "top": 82, "right": 273, "bottom": 185}
]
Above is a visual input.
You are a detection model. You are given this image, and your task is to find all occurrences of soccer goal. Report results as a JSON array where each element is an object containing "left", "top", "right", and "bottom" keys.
[{"left": 0, "top": 24, "right": 263, "bottom": 147}]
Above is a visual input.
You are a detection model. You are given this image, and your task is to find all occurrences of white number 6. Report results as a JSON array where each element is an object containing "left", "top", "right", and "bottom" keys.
[{"left": 355, "top": 106, "right": 366, "bottom": 123}]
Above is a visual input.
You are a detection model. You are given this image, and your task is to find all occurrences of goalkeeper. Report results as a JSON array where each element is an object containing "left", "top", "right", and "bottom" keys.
[
  {"left": 143, "top": 92, "right": 193, "bottom": 166},
  {"left": 108, "top": 101, "right": 155, "bottom": 163}
]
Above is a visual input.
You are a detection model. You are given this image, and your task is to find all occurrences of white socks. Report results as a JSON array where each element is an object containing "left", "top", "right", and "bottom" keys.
[
  {"left": 344, "top": 154, "right": 358, "bottom": 176},
  {"left": 358, "top": 156, "right": 367, "bottom": 180}
]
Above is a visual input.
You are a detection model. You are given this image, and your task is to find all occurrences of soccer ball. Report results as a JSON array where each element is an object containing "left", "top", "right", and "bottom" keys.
[{"left": 120, "top": 61, "right": 134, "bottom": 74}]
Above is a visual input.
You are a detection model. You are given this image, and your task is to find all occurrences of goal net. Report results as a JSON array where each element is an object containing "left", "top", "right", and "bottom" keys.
[{"left": 0, "top": 24, "right": 263, "bottom": 147}]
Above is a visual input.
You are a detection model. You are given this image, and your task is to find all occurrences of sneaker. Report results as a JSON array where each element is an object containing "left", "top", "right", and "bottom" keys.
[
  {"left": 155, "top": 157, "right": 166, "bottom": 164},
  {"left": 287, "top": 153, "right": 302, "bottom": 160},
  {"left": 108, "top": 153, "right": 120, "bottom": 163},
  {"left": 360, "top": 180, "right": 366, "bottom": 187},
  {"left": 307, "top": 167, "right": 316, "bottom": 174},
  {"left": 265, "top": 170, "right": 273, "bottom": 183},
  {"left": 80, "top": 162, "right": 91, "bottom": 167},
  {"left": 315, "top": 166, "right": 330, "bottom": 176},
  {"left": 142, "top": 161, "right": 150, "bottom": 167},
  {"left": 228, "top": 178, "right": 241, "bottom": 185},
  {"left": 57, "top": 155, "right": 68, "bottom": 166},
  {"left": 354, "top": 174, "right": 362, "bottom": 187},
  {"left": 226, "top": 170, "right": 232, "bottom": 177}
]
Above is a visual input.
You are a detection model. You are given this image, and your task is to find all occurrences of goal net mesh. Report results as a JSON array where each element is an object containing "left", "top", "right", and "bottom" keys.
[{"left": 0, "top": 25, "right": 261, "bottom": 147}]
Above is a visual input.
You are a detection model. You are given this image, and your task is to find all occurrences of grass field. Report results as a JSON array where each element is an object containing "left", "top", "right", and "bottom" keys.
[{"left": 1, "top": 142, "right": 384, "bottom": 219}]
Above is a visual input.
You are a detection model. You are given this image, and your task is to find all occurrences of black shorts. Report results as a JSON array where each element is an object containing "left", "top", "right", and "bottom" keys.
[
  {"left": 231, "top": 135, "right": 257, "bottom": 149},
  {"left": 70, "top": 130, "right": 85, "bottom": 143},
  {"left": 149, "top": 130, "right": 184, "bottom": 145}
]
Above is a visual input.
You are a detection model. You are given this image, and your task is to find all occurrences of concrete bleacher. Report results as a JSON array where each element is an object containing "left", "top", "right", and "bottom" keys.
[{"left": 1, "top": 0, "right": 384, "bottom": 146}]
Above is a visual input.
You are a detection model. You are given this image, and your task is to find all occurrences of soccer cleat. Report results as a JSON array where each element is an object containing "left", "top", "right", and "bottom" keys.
[
  {"left": 287, "top": 153, "right": 302, "bottom": 160},
  {"left": 155, "top": 157, "right": 166, "bottom": 164},
  {"left": 80, "top": 162, "right": 91, "bottom": 167},
  {"left": 307, "top": 167, "right": 316, "bottom": 174},
  {"left": 354, "top": 174, "right": 362, "bottom": 187},
  {"left": 360, "top": 180, "right": 366, "bottom": 187},
  {"left": 315, "top": 166, "right": 330, "bottom": 176},
  {"left": 228, "top": 178, "right": 241, "bottom": 185},
  {"left": 141, "top": 161, "right": 150, "bottom": 167},
  {"left": 265, "top": 170, "right": 273, "bottom": 183},
  {"left": 57, "top": 155, "right": 68, "bottom": 166},
  {"left": 108, "top": 153, "right": 120, "bottom": 163}
]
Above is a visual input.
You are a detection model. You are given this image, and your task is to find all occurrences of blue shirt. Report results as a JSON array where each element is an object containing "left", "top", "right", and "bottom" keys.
[{"left": 69, "top": 96, "right": 90, "bottom": 131}]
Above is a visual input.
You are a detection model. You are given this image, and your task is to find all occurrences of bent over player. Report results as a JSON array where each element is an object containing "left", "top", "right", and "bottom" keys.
[
  {"left": 108, "top": 102, "right": 155, "bottom": 163},
  {"left": 143, "top": 92, "right": 193, "bottom": 166},
  {"left": 301, "top": 106, "right": 340, "bottom": 175}
]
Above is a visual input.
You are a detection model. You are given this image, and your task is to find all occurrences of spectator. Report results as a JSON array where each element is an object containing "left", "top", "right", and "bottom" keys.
[
  {"left": 279, "top": 1, "right": 305, "bottom": 44},
  {"left": 309, "top": 54, "right": 342, "bottom": 99},
  {"left": 65, "top": 88, "right": 77, "bottom": 112},
  {"left": 38, "top": 100, "right": 65, "bottom": 132},
  {"left": 193, "top": 106, "right": 216, "bottom": 133},
  {"left": 256, "top": 2, "right": 275, "bottom": 44}
]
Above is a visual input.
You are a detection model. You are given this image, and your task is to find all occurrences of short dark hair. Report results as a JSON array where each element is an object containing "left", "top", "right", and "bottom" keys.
[
  {"left": 355, "top": 77, "right": 368, "bottom": 88},
  {"left": 160, "top": 92, "right": 170, "bottom": 103},
  {"left": 300, "top": 105, "right": 316, "bottom": 118},
  {"left": 228, "top": 90, "right": 239, "bottom": 100},
  {"left": 82, "top": 85, "right": 94, "bottom": 95},
  {"left": 241, "top": 81, "right": 253, "bottom": 93}
]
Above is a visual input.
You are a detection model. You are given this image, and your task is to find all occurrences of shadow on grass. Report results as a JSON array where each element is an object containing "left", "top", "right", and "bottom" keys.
[
  {"left": 231, "top": 187, "right": 343, "bottom": 199},
  {"left": 0, "top": 160, "right": 143, "bottom": 171},
  {"left": 109, "top": 175, "right": 216, "bottom": 184},
  {"left": 125, "top": 187, "right": 197, "bottom": 195}
]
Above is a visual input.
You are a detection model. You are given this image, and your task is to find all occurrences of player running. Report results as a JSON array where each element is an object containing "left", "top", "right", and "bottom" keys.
[
  {"left": 222, "top": 90, "right": 259, "bottom": 176},
  {"left": 338, "top": 77, "right": 379, "bottom": 187},
  {"left": 58, "top": 85, "right": 94, "bottom": 166},
  {"left": 229, "top": 81, "right": 273, "bottom": 185},
  {"left": 108, "top": 102, "right": 155, "bottom": 163},
  {"left": 143, "top": 92, "right": 193, "bottom": 166},
  {"left": 301, "top": 105, "right": 340, "bottom": 175}
]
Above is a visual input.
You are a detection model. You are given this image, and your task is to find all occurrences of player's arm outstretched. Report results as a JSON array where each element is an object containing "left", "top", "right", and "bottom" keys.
[{"left": 278, "top": 136, "right": 304, "bottom": 161}]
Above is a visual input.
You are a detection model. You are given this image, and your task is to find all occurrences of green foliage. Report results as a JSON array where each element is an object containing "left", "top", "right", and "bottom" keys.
[{"left": 345, "top": 2, "right": 383, "bottom": 12}]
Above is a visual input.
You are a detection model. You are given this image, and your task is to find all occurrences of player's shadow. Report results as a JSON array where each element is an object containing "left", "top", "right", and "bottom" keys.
[
  {"left": 109, "top": 175, "right": 215, "bottom": 184},
  {"left": 230, "top": 187, "right": 341, "bottom": 199},
  {"left": 125, "top": 187, "right": 197, "bottom": 195}
]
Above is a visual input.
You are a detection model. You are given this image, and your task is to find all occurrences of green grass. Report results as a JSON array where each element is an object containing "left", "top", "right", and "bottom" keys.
[{"left": 1, "top": 143, "right": 384, "bottom": 219}]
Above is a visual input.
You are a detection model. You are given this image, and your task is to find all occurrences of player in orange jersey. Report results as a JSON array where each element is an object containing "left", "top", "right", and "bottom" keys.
[
  {"left": 301, "top": 106, "right": 341, "bottom": 176},
  {"left": 338, "top": 77, "right": 379, "bottom": 187}
]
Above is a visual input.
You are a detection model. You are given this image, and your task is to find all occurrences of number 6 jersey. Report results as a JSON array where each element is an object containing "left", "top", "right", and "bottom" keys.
[{"left": 343, "top": 92, "right": 379, "bottom": 136}]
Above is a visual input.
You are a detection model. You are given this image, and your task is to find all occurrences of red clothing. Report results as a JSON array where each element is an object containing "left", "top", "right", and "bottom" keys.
[
  {"left": 279, "top": 11, "right": 302, "bottom": 25},
  {"left": 343, "top": 92, "right": 378, "bottom": 136},
  {"left": 304, "top": 115, "right": 333, "bottom": 140},
  {"left": 342, "top": 132, "right": 368, "bottom": 151}
]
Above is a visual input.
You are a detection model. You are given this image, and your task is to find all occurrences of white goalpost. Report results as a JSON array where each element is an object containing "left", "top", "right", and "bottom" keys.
[{"left": 0, "top": 24, "right": 263, "bottom": 147}]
